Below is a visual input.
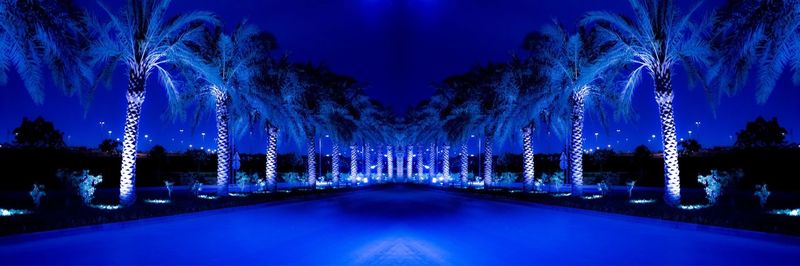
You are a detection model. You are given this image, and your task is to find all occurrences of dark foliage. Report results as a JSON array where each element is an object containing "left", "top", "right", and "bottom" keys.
[
  {"left": 735, "top": 116, "right": 788, "bottom": 148},
  {"left": 12, "top": 116, "right": 65, "bottom": 149}
]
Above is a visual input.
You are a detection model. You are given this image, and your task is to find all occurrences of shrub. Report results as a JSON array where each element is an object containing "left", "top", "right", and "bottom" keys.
[
  {"left": 544, "top": 172, "right": 564, "bottom": 192},
  {"left": 29, "top": 184, "right": 46, "bottom": 208},
  {"left": 496, "top": 172, "right": 518, "bottom": 184},
  {"left": 59, "top": 170, "right": 102, "bottom": 206},
  {"left": 191, "top": 180, "right": 203, "bottom": 196},
  {"left": 281, "top": 172, "right": 303, "bottom": 184},
  {"left": 754, "top": 184, "right": 770, "bottom": 208},
  {"left": 697, "top": 169, "right": 743, "bottom": 205},
  {"left": 626, "top": 180, "right": 636, "bottom": 199},
  {"left": 597, "top": 180, "right": 609, "bottom": 196},
  {"left": 164, "top": 181, "right": 174, "bottom": 199}
]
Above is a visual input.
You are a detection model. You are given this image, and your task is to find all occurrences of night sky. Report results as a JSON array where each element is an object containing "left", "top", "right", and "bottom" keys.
[{"left": 0, "top": 0, "right": 797, "bottom": 155}]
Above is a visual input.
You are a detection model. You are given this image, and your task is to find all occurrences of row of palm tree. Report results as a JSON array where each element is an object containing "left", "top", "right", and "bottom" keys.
[
  {"left": 2, "top": 0, "right": 798, "bottom": 207},
  {"left": 399, "top": 0, "right": 799, "bottom": 206}
]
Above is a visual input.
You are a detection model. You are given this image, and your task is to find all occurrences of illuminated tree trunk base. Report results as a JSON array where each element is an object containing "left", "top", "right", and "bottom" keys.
[
  {"left": 119, "top": 71, "right": 146, "bottom": 207},
  {"left": 407, "top": 146, "right": 414, "bottom": 179},
  {"left": 307, "top": 134, "right": 316, "bottom": 189},
  {"left": 460, "top": 143, "right": 468, "bottom": 187},
  {"left": 365, "top": 143, "right": 371, "bottom": 178},
  {"left": 655, "top": 70, "right": 681, "bottom": 206},
  {"left": 429, "top": 143, "right": 435, "bottom": 177},
  {"left": 570, "top": 92, "right": 586, "bottom": 197},
  {"left": 387, "top": 146, "right": 394, "bottom": 179},
  {"left": 332, "top": 143, "right": 340, "bottom": 186},
  {"left": 483, "top": 135, "right": 493, "bottom": 187},
  {"left": 214, "top": 93, "right": 231, "bottom": 197},
  {"left": 442, "top": 145, "right": 450, "bottom": 180},
  {"left": 396, "top": 150, "right": 404, "bottom": 180},
  {"left": 265, "top": 124, "right": 278, "bottom": 192},
  {"left": 376, "top": 147, "right": 384, "bottom": 182},
  {"left": 522, "top": 126, "right": 535, "bottom": 193},
  {"left": 350, "top": 145, "right": 358, "bottom": 185}
]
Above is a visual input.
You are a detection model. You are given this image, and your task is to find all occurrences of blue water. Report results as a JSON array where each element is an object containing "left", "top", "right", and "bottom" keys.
[{"left": 1, "top": 185, "right": 799, "bottom": 265}]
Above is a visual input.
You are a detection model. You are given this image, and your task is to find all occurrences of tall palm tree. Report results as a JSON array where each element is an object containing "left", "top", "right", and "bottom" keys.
[
  {"left": 537, "top": 22, "right": 625, "bottom": 197},
  {"left": 710, "top": 0, "right": 800, "bottom": 103},
  {"left": 0, "top": 0, "right": 91, "bottom": 104},
  {"left": 584, "top": 0, "right": 711, "bottom": 205},
  {"left": 178, "top": 22, "right": 267, "bottom": 196},
  {"left": 88, "top": 0, "right": 216, "bottom": 206}
]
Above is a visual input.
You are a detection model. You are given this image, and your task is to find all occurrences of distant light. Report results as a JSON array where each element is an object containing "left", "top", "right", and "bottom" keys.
[
  {"left": 470, "top": 135, "right": 475, "bottom": 138},
  {"left": 324, "top": 135, "right": 329, "bottom": 137},
  {"left": 92, "top": 204, "right": 122, "bottom": 210},
  {"left": 144, "top": 199, "right": 171, "bottom": 204},
  {"left": 769, "top": 208, "right": 800, "bottom": 216},
  {"left": 552, "top": 193, "right": 571, "bottom": 197},
  {"left": 228, "top": 193, "right": 247, "bottom": 197},
  {"left": 582, "top": 195, "right": 602, "bottom": 200},
  {"left": 0, "top": 208, "right": 31, "bottom": 216},
  {"left": 629, "top": 199, "right": 656, "bottom": 204},
  {"left": 198, "top": 195, "right": 218, "bottom": 200},
  {"left": 651, "top": 134, "right": 656, "bottom": 138},
  {"left": 432, "top": 178, "right": 438, "bottom": 183},
  {"left": 678, "top": 204, "right": 708, "bottom": 210}
]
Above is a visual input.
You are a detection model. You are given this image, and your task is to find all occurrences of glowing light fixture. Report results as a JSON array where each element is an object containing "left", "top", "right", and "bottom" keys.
[
  {"left": 198, "top": 195, "right": 218, "bottom": 200},
  {"left": 0, "top": 208, "right": 31, "bottom": 216},
  {"left": 552, "top": 193, "right": 572, "bottom": 197},
  {"left": 582, "top": 195, "right": 602, "bottom": 200},
  {"left": 678, "top": 204, "right": 708, "bottom": 210},
  {"left": 769, "top": 208, "right": 800, "bottom": 216},
  {"left": 144, "top": 199, "right": 171, "bottom": 204},
  {"left": 228, "top": 193, "right": 247, "bottom": 197},
  {"left": 629, "top": 199, "right": 656, "bottom": 204},
  {"left": 92, "top": 204, "right": 122, "bottom": 210}
]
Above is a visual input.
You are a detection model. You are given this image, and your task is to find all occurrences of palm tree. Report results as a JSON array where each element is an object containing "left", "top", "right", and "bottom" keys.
[
  {"left": 710, "top": 0, "right": 800, "bottom": 103},
  {"left": 583, "top": 0, "right": 711, "bottom": 205},
  {"left": 88, "top": 0, "right": 216, "bottom": 206},
  {"left": 537, "top": 22, "right": 625, "bottom": 197},
  {"left": 0, "top": 0, "right": 90, "bottom": 104},
  {"left": 177, "top": 22, "right": 267, "bottom": 196}
]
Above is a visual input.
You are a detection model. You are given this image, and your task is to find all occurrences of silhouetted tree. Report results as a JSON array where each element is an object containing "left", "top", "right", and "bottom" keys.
[
  {"left": 679, "top": 139, "right": 702, "bottom": 154},
  {"left": 12, "top": 117, "right": 65, "bottom": 149},
  {"left": 99, "top": 139, "right": 121, "bottom": 154},
  {"left": 735, "top": 117, "right": 787, "bottom": 148}
]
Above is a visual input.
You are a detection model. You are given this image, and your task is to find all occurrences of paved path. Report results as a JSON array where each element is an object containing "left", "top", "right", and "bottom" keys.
[{"left": 1, "top": 185, "right": 799, "bottom": 264}]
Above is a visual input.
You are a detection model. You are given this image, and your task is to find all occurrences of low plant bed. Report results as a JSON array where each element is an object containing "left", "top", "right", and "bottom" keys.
[
  {"left": 0, "top": 184, "right": 373, "bottom": 237},
  {"left": 432, "top": 184, "right": 800, "bottom": 236}
]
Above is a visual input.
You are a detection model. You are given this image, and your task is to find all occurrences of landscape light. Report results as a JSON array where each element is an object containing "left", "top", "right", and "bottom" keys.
[
  {"left": 144, "top": 199, "right": 171, "bottom": 204},
  {"left": 769, "top": 208, "right": 800, "bottom": 216},
  {"left": 0, "top": 208, "right": 31, "bottom": 216},
  {"left": 629, "top": 199, "right": 656, "bottom": 204}
]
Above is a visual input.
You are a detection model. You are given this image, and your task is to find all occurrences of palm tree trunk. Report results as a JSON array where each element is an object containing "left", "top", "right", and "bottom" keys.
[
  {"left": 119, "top": 70, "right": 146, "bottom": 206},
  {"left": 483, "top": 135, "right": 493, "bottom": 187},
  {"left": 214, "top": 92, "right": 231, "bottom": 197},
  {"left": 460, "top": 143, "right": 468, "bottom": 187},
  {"left": 387, "top": 145, "right": 393, "bottom": 179},
  {"left": 332, "top": 143, "right": 340, "bottom": 186},
  {"left": 407, "top": 145, "right": 414, "bottom": 179},
  {"left": 376, "top": 146, "right": 384, "bottom": 182},
  {"left": 307, "top": 133, "right": 316, "bottom": 189},
  {"left": 416, "top": 145, "right": 424, "bottom": 179},
  {"left": 655, "top": 69, "right": 681, "bottom": 206},
  {"left": 265, "top": 124, "right": 278, "bottom": 192},
  {"left": 364, "top": 143, "right": 371, "bottom": 178},
  {"left": 442, "top": 145, "right": 450, "bottom": 181},
  {"left": 396, "top": 149, "right": 403, "bottom": 179},
  {"left": 569, "top": 92, "right": 586, "bottom": 197},
  {"left": 428, "top": 142, "right": 436, "bottom": 177},
  {"left": 350, "top": 145, "right": 358, "bottom": 184},
  {"left": 522, "top": 125, "right": 535, "bottom": 192}
]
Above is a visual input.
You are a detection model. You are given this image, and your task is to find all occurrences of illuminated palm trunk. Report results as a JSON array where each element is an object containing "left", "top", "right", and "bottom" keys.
[
  {"left": 406, "top": 145, "right": 414, "bottom": 179},
  {"left": 442, "top": 145, "right": 450, "bottom": 180},
  {"left": 265, "top": 124, "right": 278, "bottom": 192},
  {"left": 460, "top": 143, "right": 468, "bottom": 186},
  {"left": 655, "top": 70, "right": 681, "bottom": 206},
  {"left": 119, "top": 70, "right": 146, "bottom": 206},
  {"left": 214, "top": 91, "right": 231, "bottom": 197},
  {"left": 376, "top": 147, "right": 384, "bottom": 181},
  {"left": 350, "top": 145, "right": 358, "bottom": 184},
  {"left": 332, "top": 143, "right": 340, "bottom": 186},
  {"left": 569, "top": 92, "right": 586, "bottom": 196},
  {"left": 416, "top": 145, "right": 424, "bottom": 178},
  {"left": 428, "top": 142, "right": 436, "bottom": 177},
  {"left": 522, "top": 125, "right": 535, "bottom": 192},
  {"left": 387, "top": 145, "right": 393, "bottom": 178},
  {"left": 396, "top": 150, "right": 403, "bottom": 178},
  {"left": 307, "top": 133, "right": 317, "bottom": 189},
  {"left": 364, "top": 143, "right": 371, "bottom": 177},
  {"left": 483, "top": 135, "right": 493, "bottom": 187}
]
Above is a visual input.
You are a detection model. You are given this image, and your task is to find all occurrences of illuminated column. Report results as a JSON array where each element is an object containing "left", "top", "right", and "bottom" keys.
[
  {"left": 332, "top": 143, "right": 340, "bottom": 186},
  {"left": 364, "top": 143, "right": 371, "bottom": 177},
  {"left": 460, "top": 143, "right": 468, "bottom": 186},
  {"left": 522, "top": 126, "right": 535, "bottom": 192},
  {"left": 655, "top": 69, "right": 681, "bottom": 206},
  {"left": 569, "top": 91, "right": 586, "bottom": 197},
  {"left": 119, "top": 70, "right": 146, "bottom": 206},
  {"left": 265, "top": 124, "right": 278, "bottom": 192},
  {"left": 376, "top": 148, "right": 384, "bottom": 181},
  {"left": 396, "top": 149, "right": 403, "bottom": 178},
  {"left": 214, "top": 91, "right": 231, "bottom": 197}
]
